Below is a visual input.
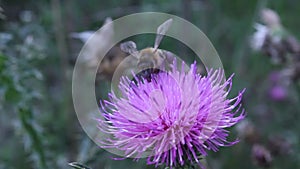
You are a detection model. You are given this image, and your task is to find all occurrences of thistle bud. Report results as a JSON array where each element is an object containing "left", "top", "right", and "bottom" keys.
[
  {"left": 261, "top": 8, "right": 281, "bottom": 28},
  {"left": 252, "top": 144, "right": 272, "bottom": 168}
]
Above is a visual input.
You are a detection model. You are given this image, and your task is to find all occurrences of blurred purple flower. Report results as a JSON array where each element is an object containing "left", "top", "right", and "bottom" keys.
[
  {"left": 269, "top": 85, "right": 287, "bottom": 101},
  {"left": 252, "top": 144, "right": 272, "bottom": 167},
  {"left": 267, "top": 71, "right": 288, "bottom": 101},
  {"left": 98, "top": 61, "right": 245, "bottom": 168}
]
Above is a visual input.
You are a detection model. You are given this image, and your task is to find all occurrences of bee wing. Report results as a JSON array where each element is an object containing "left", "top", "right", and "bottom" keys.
[
  {"left": 120, "top": 41, "right": 139, "bottom": 59},
  {"left": 154, "top": 19, "right": 173, "bottom": 50},
  {"left": 160, "top": 50, "right": 177, "bottom": 70}
]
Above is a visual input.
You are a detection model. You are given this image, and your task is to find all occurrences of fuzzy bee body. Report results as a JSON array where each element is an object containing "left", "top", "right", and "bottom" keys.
[
  {"left": 137, "top": 48, "right": 166, "bottom": 69},
  {"left": 120, "top": 19, "right": 175, "bottom": 83}
]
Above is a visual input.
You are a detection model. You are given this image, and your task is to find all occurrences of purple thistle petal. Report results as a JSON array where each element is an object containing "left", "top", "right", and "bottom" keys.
[{"left": 97, "top": 60, "right": 246, "bottom": 168}]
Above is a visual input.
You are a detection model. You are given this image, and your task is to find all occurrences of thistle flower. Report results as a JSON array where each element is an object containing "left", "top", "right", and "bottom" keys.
[
  {"left": 269, "top": 85, "right": 287, "bottom": 101},
  {"left": 251, "top": 9, "right": 300, "bottom": 65},
  {"left": 252, "top": 144, "right": 272, "bottom": 168},
  {"left": 268, "top": 71, "right": 288, "bottom": 101},
  {"left": 98, "top": 60, "right": 245, "bottom": 168}
]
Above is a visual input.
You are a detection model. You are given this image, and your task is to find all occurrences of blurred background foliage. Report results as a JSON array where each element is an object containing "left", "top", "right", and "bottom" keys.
[{"left": 0, "top": 0, "right": 299, "bottom": 169}]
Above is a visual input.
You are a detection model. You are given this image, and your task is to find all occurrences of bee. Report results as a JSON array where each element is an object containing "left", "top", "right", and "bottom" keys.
[
  {"left": 71, "top": 18, "right": 133, "bottom": 80},
  {"left": 120, "top": 19, "right": 176, "bottom": 83},
  {"left": 97, "top": 45, "right": 127, "bottom": 80}
]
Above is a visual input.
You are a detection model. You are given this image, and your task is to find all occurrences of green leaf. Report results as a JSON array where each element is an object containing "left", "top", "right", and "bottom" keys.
[
  {"left": 4, "top": 86, "right": 21, "bottom": 103},
  {"left": 18, "top": 108, "right": 47, "bottom": 169},
  {"left": 68, "top": 162, "right": 92, "bottom": 169},
  {"left": 0, "top": 53, "right": 7, "bottom": 72}
]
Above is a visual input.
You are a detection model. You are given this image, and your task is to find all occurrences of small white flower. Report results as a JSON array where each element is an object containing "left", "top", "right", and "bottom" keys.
[
  {"left": 70, "top": 31, "right": 94, "bottom": 42},
  {"left": 250, "top": 23, "right": 269, "bottom": 51}
]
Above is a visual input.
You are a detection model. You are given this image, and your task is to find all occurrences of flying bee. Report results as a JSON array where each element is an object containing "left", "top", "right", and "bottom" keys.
[
  {"left": 120, "top": 19, "right": 176, "bottom": 83},
  {"left": 97, "top": 45, "right": 127, "bottom": 80}
]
